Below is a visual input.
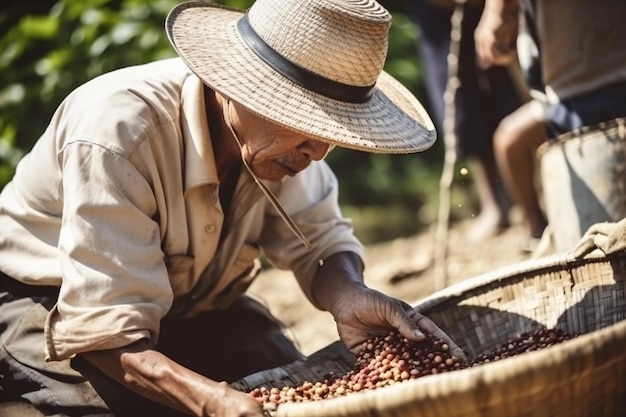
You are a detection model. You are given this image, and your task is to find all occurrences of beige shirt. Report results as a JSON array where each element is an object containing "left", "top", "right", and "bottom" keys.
[
  {"left": 0, "top": 58, "right": 363, "bottom": 360},
  {"left": 536, "top": 0, "right": 626, "bottom": 102}
]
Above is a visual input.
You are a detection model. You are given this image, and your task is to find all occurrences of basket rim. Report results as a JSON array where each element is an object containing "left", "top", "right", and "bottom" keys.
[{"left": 410, "top": 251, "right": 616, "bottom": 311}]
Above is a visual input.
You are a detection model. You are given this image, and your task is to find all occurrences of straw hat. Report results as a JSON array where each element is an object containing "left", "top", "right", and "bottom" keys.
[{"left": 166, "top": 0, "right": 436, "bottom": 154}]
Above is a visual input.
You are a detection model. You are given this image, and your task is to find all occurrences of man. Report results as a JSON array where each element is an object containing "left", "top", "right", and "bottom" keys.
[{"left": 0, "top": 1, "right": 460, "bottom": 416}]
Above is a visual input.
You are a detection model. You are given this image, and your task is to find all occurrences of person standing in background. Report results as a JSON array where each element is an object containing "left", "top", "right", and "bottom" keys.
[
  {"left": 407, "top": 0, "right": 524, "bottom": 243},
  {"left": 491, "top": 1, "right": 549, "bottom": 253},
  {"left": 476, "top": 0, "right": 626, "bottom": 252}
]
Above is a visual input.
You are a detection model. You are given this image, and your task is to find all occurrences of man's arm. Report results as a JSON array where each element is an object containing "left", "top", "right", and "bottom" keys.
[{"left": 81, "top": 339, "right": 263, "bottom": 417}]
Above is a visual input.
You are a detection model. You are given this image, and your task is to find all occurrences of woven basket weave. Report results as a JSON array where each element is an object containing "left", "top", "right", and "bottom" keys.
[{"left": 236, "top": 251, "right": 626, "bottom": 417}]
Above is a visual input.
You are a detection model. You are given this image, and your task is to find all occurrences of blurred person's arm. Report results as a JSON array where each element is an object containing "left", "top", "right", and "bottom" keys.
[{"left": 475, "top": 0, "right": 520, "bottom": 68}]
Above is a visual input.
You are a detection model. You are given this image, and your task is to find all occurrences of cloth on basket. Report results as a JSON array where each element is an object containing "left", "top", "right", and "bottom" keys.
[{"left": 571, "top": 218, "right": 626, "bottom": 258}]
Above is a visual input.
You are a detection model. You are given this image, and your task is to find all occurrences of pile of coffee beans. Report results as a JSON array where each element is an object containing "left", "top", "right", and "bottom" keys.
[
  {"left": 248, "top": 327, "right": 579, "bottom": 408},
  {"left": 248, "top": 331, "right": 466, "bottom": 406},
  {"left": 472, "top": 328, "right": 579, "bottom": 365}
]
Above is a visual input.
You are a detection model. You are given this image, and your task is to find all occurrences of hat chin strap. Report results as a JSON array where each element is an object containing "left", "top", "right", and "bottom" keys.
[{"left": 222, "top": 100, "right": 313, "bottom": 251}]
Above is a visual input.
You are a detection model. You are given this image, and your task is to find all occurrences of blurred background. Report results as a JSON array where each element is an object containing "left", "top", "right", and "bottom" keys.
[{"left": 0, "top": 0, "right": 480, "bottom": 244}]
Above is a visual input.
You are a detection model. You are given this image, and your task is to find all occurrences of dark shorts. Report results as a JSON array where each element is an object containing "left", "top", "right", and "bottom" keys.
[
  {"left": 516, "top": 0, "right": 626, "bottom": 139},
  {"left": 0, "top": 272, "right": 303, "bottom": 417},
  {"left": 546, "top": 81, "right": 626, "bottom": 138}
]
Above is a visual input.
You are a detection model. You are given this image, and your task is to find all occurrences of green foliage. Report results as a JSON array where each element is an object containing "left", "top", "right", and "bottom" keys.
[
  {"left": 0, "top": 0, "right": 181, "bottom": 184},
  {"left": 0, "top": 0, "right": 458, "bottom": 243}
]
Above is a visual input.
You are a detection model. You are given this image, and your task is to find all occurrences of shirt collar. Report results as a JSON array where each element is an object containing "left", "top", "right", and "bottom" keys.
[{"left": 180, "top": 75, "right": 219, "bottom": 194}]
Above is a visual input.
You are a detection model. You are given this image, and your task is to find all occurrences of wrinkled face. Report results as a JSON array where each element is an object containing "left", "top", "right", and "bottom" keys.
[{"left": 227, "top": 101, "right": 333, "bottom": 181}]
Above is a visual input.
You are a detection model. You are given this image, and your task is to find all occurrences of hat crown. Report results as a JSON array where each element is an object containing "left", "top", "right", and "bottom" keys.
[{"left": 246, "top": 0, "right": 391, "bottom": 88}]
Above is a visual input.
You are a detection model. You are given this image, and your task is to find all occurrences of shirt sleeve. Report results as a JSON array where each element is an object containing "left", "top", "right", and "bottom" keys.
[
  {"left": 45, "top": 141, "right": 173, "bottom": 360},
  {"left": 259, "top": 161, "right": 364, "bottom": 310}
]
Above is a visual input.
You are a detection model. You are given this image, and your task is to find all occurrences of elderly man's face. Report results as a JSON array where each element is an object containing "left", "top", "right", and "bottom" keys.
[{"left": 229, "top": 101, "right": 332, "bottom": 181}]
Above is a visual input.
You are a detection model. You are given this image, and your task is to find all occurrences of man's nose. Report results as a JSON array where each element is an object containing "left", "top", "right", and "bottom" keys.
[{"left": 298, "top": 139, "right": 332, "bottom": 161}]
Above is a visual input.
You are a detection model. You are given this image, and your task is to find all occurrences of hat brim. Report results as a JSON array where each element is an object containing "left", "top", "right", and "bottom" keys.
[{"left": 166, "top": 2, "right": 436, "bottom": 154}]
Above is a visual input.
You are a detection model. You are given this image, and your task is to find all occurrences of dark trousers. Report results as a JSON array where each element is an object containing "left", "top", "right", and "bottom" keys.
[
  {"left": 408, "top": 0, "right": 523, "bottom": 157},
  {"left": 0, "top": 272, "right": 303, "bottom": 417}
]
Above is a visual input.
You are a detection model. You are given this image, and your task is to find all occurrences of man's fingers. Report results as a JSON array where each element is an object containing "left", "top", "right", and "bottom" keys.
[
  {"left": 408, "top": 311, "right": 469, "bottom": 363},
  {"left": 392, "top": 306, "right": 426, "bottom": 341},
  {"left": 430, "top": 328, "right": 468, "bottom": 363}
]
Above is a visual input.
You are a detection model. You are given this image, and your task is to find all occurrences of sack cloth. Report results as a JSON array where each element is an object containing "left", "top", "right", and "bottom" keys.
[{"left": 571, "top": 218, "right": 626, "bottom": 258}]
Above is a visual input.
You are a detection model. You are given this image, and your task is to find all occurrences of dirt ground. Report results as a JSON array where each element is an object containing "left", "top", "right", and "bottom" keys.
[{"left": 248, "top": 210, "right": 543, "bottom": 356}]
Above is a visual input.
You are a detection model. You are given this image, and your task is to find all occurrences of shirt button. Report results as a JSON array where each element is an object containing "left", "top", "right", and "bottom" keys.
[{"left": 205, "top": 224, "right": 216, "bottom": 233}]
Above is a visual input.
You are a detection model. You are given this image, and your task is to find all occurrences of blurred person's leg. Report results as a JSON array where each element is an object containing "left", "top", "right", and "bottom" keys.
[
  {"left": 409, "top": 0, "right": 521, "bottom": 242},
  {"left": 494, "top": 100, "right": 548, "bottom": 249},
  {"left": 465, "top": 152, "right": 512, "bottom": 243},
  {"left": 458, "top": 47, "right": 520, "bottom": 243}
]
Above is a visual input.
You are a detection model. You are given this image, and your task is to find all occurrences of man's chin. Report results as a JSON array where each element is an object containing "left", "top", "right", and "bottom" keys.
[
  {"left": 250, "top": 162, "right": 302, "bottom": 181},
  {"left": 253, "top": 171, "right": 292, "bottom": 182}
]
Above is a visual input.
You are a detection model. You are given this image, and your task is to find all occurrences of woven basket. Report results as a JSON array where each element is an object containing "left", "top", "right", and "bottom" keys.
[
  {"left": 538, "top": 117, "right": 626, "bottom": 252},
  {"left": 234, "top": 251, "right": 626, "bottom": 417}
]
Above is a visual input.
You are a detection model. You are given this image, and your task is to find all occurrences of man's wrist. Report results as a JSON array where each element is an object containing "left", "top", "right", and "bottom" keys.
[{"left": 310, "top": 251, "right": 364, "bottom": 313}]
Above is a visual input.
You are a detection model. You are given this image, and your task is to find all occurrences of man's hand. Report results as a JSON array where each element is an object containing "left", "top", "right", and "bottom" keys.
[
  {"left": 330, "top": 285, "right": 426, "bottom": 352},
  {"left": 210, "top": 384, "right": 266, "bottom": 417},
  {"left": 82, "top": 339, "right": 265, "bottom": 417},
  {"left": 330, "top": 285, "right": 467, "bottom": 362},
  {"left": 474, "top": 0, "right": 520, "bottom": 68},
  {"left": 311, "top": 252, "right": 467, "bottom": 362}
]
